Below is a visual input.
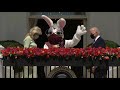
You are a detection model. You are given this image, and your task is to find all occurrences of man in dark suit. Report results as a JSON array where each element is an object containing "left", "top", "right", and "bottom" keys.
[{"left": 89, "top": 27, "right": 107, "bottom": 78}]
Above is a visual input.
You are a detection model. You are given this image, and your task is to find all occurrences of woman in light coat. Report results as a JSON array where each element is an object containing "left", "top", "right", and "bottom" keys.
[{"left": 15, "top": 26, "right": 42, "bottom": 78}]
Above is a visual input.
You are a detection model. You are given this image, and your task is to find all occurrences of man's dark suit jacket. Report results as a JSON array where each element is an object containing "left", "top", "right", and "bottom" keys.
[
  {"left": 92, "top": 36, "right": 106, "bottom": 48},
  {"left": 91, "top": 36, "right": 108, "bottom": 78}
]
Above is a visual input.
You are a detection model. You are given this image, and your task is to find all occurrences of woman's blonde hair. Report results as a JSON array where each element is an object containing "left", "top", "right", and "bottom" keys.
[{"left": 25, "top": 26, "right": 42, "bottom": 38}]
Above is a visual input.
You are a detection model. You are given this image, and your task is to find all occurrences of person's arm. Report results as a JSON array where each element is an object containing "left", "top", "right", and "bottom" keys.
[
  {"left": 65, "top": 34, "right": 81, "bottom": 48},
  {"left": 24, "top": 37, "right": 31, "bottom": 48},
  {"left": 65, "top": 25, "right": 87, "bottom": 48}
]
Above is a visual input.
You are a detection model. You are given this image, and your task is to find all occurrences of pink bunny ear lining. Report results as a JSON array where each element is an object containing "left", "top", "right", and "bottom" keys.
[
  {"left": 57, "top": 18, "right": 66, "bottom": 29},
  {"left": 41, "top": 15, "right": 53, "bottom": 27}
]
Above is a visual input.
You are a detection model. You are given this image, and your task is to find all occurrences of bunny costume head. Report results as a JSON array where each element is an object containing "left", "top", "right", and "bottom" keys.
[{"left": 41, "top": 15, "right": 66, "bottom": 45}]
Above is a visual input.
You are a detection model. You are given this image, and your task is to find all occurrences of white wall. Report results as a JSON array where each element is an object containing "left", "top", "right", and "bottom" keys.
[
  {"left": 0, "top": 12, "right": 29, "bottom": 44},
  {"left": 87, "top": 12, "right": 120, "bottom": 46}
]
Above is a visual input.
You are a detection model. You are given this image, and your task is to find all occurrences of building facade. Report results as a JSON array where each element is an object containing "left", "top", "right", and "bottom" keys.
[{"left": 0, "top": 12, "right": 119, "bottom": 46}]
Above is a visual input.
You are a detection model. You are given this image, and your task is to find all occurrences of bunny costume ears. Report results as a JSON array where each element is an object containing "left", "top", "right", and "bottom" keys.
[{"left": 41, "top": 15, "right": 66, "bottom": 29}]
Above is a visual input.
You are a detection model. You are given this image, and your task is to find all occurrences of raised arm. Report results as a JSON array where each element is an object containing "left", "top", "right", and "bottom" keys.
[{"left": 65, "top": 25, "right": 87, "bottom": 48}]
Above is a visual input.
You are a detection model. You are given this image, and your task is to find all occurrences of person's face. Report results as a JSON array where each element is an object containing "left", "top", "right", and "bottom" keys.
[
  {"left": 89, "top": 29, "right": 98, "bottom": 39},
  {"left": 46, "top": 26, "right": 64, "bottom": 38},
  {"left": 33, "top": 33, "right": 40, "bottom": 40}
]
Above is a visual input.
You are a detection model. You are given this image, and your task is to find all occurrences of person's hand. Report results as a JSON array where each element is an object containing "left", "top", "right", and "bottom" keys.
[{"left": 76, "top": 25, "right": 87, "bottom": 37}]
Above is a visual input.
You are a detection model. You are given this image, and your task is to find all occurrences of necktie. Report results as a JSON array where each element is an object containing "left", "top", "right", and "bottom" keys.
[
  {"left": 92, "top": 39, "right": 95, "bottom": 46},
  {"left": 93, "top": 39, "right": 95, "bottom": 44}
]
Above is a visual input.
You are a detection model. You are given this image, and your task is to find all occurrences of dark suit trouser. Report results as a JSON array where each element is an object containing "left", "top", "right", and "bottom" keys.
[
  {"left": 37, "top": 66, "right": 45, "bottom": 78},
  {"left": 71, "top": 66, "right": 83, "bottom": 78},
  {"left": 94, "top": 66, "right": 108, "bottom": 78}
]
